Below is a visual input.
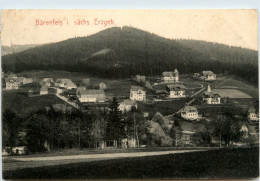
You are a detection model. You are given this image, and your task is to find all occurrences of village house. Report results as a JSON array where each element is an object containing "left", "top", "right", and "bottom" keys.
[
  {"left": 40, "top": 86, "right": 48, "bottom": 95},
  {"left": 240, "top": 124, "right": 249, "bottom": 138},
  {"left": 166, "top": 83, "right": 186, "bottom": 99},
  {"left": 202, "top": 71, "right": 216, "bottom": 81},
  {"left": 5, "top": 73, "right": 20, "bottom": 89},
  {"left": 78, "top": 89, "right": 106, "bottom": 103},
  {"left": 76, "top": 86, "right": 87, "bottom": 96},
  {"left": 247, "top": 107, "right": 259, "bottom": 122},
  {"left": 5, "top": 80, "right": 19, "bottom": 90},
  {"left": 181, "top": 106, "right": 199, "bottom": 120},
  {"left": 55, "top": 78, "right": 77, "bottom": 90},
  {"left": 130, "top": 86, "right": 146, "bottom": 101},
  {"left": 135, "top": 75, "right": 146, "bottom": 83},
  {"left": 193, "top": 73, "right": 201, "bottom": 78},
  {"left": 119, "top": 99, "right": 137, "bottom": 112},
  {"left": 99, "top": 82, "right": 107, "bottom": 90},
  {"left": 202, "top": 85, "right": 221, "bottom": 104},
  {"left": 40, "top": 78, "right": 54, "bottom": 87},
  {"left": 161, "top": 69, "right": 179, "bottom": 83},
  {"left": 22, "top": 77, "right": 33, "bottom": 84}
]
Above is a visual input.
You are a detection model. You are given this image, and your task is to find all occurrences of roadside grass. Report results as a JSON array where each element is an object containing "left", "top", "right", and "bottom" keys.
[{"left": 3, "top": 147, "right": 259, "bottom": 179}]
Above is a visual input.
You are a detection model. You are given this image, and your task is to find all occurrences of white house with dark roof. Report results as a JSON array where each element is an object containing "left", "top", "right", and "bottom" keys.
[
  {"left": 161, "top": 69, "right": 179, "bottom": 83},
  {"left": 99, "top": 82, "right": 107, "bottom": 90},
  {"left": 181, "top": 106, "right": 199, "bottom": 120},
  {"left": 135, "top": 75, "right": 146, "bottom": 83},
  {"left": 166, "top": 83, "right": 186, "bottom": 98},
  {"left": 78, "top": 89, "right": 105, "bottom": 103},
  {"left": 130, "top": 86, "right": 146, "bottom": 101},
  {"left": 202, "top": 71, "right": 216, "bottom": 81},
  {"left": 5, "top": 79, "right": 19, "bottom": 90},
  {"left": 40, "top": 78, "right": 54, "bottom": 87},
  {"left": 119, "top": 99, "right": 137, "bottom": 112},
  {"left": 202, "top": 85, "right": 221, "bottom": 104},
  {"left": 55, "top": 78, "right": 77, "bottom": 90},
  {"left": 248, "top": 107, "right": 259, "bottom": 122}
]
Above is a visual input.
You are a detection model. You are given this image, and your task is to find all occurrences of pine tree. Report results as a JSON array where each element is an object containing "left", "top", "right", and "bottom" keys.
[{"left": 106, "top": 97, "right": 126, "bottom": 147}]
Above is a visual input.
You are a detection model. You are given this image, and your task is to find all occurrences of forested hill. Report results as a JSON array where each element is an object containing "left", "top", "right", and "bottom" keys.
[
  {"left": 176, "top": 39, "right": 258, "bottom": 66},
  {"left": 2, "top": 44, "right": 38, "bottom": 56},
  {"left": 2, "top": 26, "right": 258, "bottom": 84}
]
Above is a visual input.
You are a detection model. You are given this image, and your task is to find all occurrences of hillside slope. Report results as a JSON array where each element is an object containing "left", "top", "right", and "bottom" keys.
[{"left": 2, "top": 26, "right": 258, "bottom": 83}]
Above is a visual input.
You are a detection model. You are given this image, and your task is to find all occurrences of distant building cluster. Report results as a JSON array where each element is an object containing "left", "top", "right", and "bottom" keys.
[{"left": 193, "top": 71, "right": 216, "bottom": 81}]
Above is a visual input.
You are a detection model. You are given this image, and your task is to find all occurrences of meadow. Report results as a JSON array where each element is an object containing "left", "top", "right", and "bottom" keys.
[{"left": 3, "top": 147, "right": 259, "bottom": 179}]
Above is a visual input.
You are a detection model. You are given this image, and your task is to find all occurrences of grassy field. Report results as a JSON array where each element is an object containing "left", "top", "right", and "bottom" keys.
[
  {"left": 3, "top": 147, "right": 259, "bottom": 179},
  {"left": 138, "top": 99, "right": 187, "bottom": 117},
  {"left": 213, "top": 89, "right": 252, "bottom": 99},
  {"left": 215, "top": 76, "right": 258, "bottom": 98},
  {"left": 2, "top": 89, "right": 64, "bottom": 116}
]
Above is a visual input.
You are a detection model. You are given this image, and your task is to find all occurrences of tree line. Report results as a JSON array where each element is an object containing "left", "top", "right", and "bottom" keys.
[{"left": 2, "top": 97, "right": 147, "bottom": 153}]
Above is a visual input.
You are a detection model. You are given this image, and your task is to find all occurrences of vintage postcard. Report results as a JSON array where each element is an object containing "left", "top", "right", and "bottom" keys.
[{"left": 1, "top": 9, "right": 259, "bottom": 179}]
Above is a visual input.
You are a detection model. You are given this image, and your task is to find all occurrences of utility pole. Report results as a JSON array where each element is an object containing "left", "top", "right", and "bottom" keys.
[{"left": 134, "top": 111, "right": 139, "bottom": 148}]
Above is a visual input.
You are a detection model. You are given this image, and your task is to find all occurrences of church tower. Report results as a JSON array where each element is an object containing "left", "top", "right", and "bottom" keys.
[{"left": 173, "top": 69, "right": 179, "bottom": 82}]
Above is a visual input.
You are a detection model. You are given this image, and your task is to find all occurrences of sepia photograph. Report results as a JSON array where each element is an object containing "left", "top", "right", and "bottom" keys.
[{"left": 1, "top": 9, "right": 259, "bottom": 179}]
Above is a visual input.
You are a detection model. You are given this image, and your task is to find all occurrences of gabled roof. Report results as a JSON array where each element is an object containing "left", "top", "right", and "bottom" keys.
[
  {"left": 248, "top": 107, "right": 257, "bottom": 114},
  {"left": 41, "top": 78, "right": 54, "bottom": 83},
  {"left": 174, "top": 69, "right": 179, "bottom": 73},
  {"left": 130, "top": 86, "right": 144, "bottom": 91},
  {"left": 99, "top": 82, "right": 106, "bottom": 85},
  {"left": 136, "top": 75, "right": 146, "bottom": 78},
  {"left": 162, "top": 71, "right": 174, "bottom": 77},
  {"left": 40, "top": 86, "right": 48, "bottom": 91},
  {"left": 80, "top": 89, "right": 105, "bottom": 95},
  {"left": 182, "top": 106, "right": 198, "bottom": 113},
  {"left": 202, "top": 71, "right": 215, "bottom": 76},
  {"left": 121, "top": 99, "right": 137, "bottom": 106}
]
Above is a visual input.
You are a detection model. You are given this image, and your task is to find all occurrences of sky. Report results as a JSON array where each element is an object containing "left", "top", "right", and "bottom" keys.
[{"left": 1, "top": 9, "right": 258, "bottom": 50}]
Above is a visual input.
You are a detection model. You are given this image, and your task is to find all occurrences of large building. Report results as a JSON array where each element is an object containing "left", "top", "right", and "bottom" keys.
[
  {"left": 202, "top": 71, "right": 216, "bottom": 81},
  {"left": 6, "top": 80, "right": 19, "bottom": 90},
  {"left": 130, "top": 86, "right": 146, "bottom": 101},
  {"left": 78, "top": 89, "right": 105, "bottom": 103},
  {"left": 181, "top": 106, "right": 199, "bottom": 120},
  {"left": 202, "top": 85, "right": 221, "bottom": 104},
  {"left": 248, "top": 107, "right": 259, "bottom": 122},
  {"left": 55, "top": 78, "right": 77, "bottom": 90},
  {"left": 166, "top": 83, "right": 186, "bottom": 98},
  {"left": 119, "top": 99, "right": 137, "bottom": 112},
  {"left": 161, "top": 69, "right": 179, "bottom": 83},
  {"left": 40, "top": 78, "right": 54, "bottom": 87}
]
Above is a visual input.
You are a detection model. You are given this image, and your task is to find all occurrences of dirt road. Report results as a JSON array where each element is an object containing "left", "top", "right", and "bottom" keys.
[{"left": 3, "top": 149, "right": 211, "bottom": 171}]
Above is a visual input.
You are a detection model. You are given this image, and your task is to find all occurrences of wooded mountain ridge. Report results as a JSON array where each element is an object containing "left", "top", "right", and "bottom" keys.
[{"left": 2, "top": 26, "right": 258, "bottom": 84}]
